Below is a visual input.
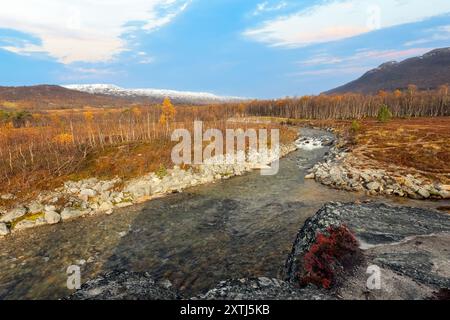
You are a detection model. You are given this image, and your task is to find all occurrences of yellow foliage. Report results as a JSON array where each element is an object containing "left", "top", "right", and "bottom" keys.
[
  {"left": 159, "top": 113, "right": 167, "bottom": 125},
  {"left": 132, "top": 107, "right": 142, "bottom": 117},
  {"left": 394, "top": 90, "right": 402, "bottom": 98},
  {"left": 54, "top": 133, "right": 73, "bottom": 145},
  {"left": 1, "top": 101, "right": 19, "bottom": 109},
  {"left": 160, "top": 97, "right": 176, "bottom": 124},
  {"left": 84, "top": 111, "right": 94, "bottom": 122}
]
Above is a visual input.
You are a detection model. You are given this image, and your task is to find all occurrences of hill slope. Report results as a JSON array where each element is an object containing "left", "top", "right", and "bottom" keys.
[
  {"left": 325, "top": 48, "right": 450, "bottom": 94},
  {"left": 0, "top": 85, "right": 135, "bottom": 109}
]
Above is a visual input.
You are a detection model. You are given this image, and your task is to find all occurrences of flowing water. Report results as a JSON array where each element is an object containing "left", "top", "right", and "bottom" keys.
[{"left": 0, "top": 128, "right": 446, "bottom": 299}]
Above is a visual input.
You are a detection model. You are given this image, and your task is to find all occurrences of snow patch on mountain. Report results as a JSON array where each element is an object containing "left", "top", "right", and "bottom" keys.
[{"left": 63, "top": 84, "right": 246, "bottom": 103}]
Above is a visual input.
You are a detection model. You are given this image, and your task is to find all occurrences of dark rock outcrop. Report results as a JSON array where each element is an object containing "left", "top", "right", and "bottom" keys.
[
  {"left": 67, "top": 202, "right": 450, "bottom": 300},
  {"left": 285, "top": 202, "right": 450, "bottom": 299},
  {"left": 194, "top": 278, "right": 334, "bottom": 300},
  {"left": 66, "top": 271, "right": 181, "bottom": 300}
]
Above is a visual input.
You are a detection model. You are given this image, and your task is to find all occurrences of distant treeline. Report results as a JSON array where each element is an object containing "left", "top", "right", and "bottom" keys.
[{"left": 237, "top": 85, "right": 450, "bottom": 119}]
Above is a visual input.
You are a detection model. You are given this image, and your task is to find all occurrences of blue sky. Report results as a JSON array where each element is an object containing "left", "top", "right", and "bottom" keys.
[{"left": 1, "top": 0, "right": 450, "bottom": 98}]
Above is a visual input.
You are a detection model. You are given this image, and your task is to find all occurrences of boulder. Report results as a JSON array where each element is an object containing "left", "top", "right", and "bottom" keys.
[
  {"left": 65, "top": 271, "right": 180, "bottom": 300},
  {"left": 417, "top": 188, "right": 431, "bottom": 199},
  {"left": 61, "top": 208, "right": 85, "bottom": 221},
  {"left": 79, "top": 189, "right": 97, "bottom": 198},
  {"left": 0, "top": 206, "right": 27, "bottom": 223},
  {"left": 125, "top": 181, "right": 152, "bottom": 199},
  {"left": 14, "top": 219, "right": 36, "bottom": 231},
  {"left": 45, "top": 211, "right": 61, "bottom": 225},
  {"left": 195, "top": 278, "right": 334, "bottom": 300},
  {"left": 28, "top": 202, "right": 44, "bottom": 214},
  {"left": 285, "top": 202, "right": 450, "bottom": 298},
  {"left": 366, "top": 181, "right": 381, "bottom": 191},
  {"left": 98, "top": 201, "right": 114, "bottom": 212},
  {"left": 304, "top": 173, "right": 315, "bottom": 179},
  {"left": 1, "top": 193, "right": 15, "bottom": 200},
  {"left": 0, "top": 222, "right": 10, "bottom": 236}
]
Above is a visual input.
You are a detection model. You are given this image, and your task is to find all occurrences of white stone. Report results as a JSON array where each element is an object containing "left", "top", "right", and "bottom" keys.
[
  {"left": 61, "top": 208, "right": 85, "bottom": 221},
  {"left": 115, "top": 202, "right": 133, "bottom": 208},
  {"left": 28, "top": 202, "right": 44, "bottom": 214},
  {"left": 305, "top": 173, "right": 315, "bottom": 179},
  {"left": 80, "top": 188, "right": 97, "bottom": 198},
  {"left": 0, "top": 222, "right": 10, "bottom": 236},
  {"left": 366, "top": 181, "right": 381, "bottom": 191},
  {"left": 99, "top": 201, "right": 114, "bottom": 212},
  {"left": 14, "top": 219, "right": 36, "bottom": 231},
  {"left": 417, "top": 188, "right": 430, "bottom": 199},
  {"left": 1, "top": 193, "right": 15, "bottom": 200},
  {"left": 0, "top": 207, "right": 27, "bottom": 223},
  {"left": 45, "top": 211, "right": 61, "bottom": 224}
]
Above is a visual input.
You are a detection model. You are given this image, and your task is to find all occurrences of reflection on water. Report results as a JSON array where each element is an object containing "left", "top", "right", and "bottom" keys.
[{"left": 0, "top": 129, "right": 446, "bottom": 299}]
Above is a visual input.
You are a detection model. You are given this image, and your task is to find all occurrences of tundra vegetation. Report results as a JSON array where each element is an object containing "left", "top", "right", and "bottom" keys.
[
  {"left": 0, "top": 99, "right": 295, "bottom": 206},
  {"left": 0, "top": 85, "right": 448, "bottom": 206}
]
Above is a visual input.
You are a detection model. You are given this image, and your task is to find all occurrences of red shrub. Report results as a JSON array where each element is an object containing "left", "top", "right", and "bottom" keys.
[{"left": 299, "top": 225, "right": 362, "bottom": 289}]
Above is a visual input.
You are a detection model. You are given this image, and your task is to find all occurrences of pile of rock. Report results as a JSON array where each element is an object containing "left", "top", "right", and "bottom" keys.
[
  {"left": 0, "top": 143, "right": 297, "bottom": 238},
  {"left": 306, "top": 144, "right": 450, "bottom": 200}
]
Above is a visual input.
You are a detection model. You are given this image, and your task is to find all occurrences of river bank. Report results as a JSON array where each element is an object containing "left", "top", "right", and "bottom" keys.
[
  {"left": 1, "top": 127, "right": 448, "bottom": 300},
  {"left": 306, "top": 139, "right": 450, "bottom": 201},
  {"left": 67, "top": 201, "right": 450, "bottom": 300},
  {"left": 0, "top": 143, "right": 297, "bottom": 238}
]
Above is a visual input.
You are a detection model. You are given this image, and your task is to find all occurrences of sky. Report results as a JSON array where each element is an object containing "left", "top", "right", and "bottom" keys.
[{"left": 0, "top": 0, "right": 450, "bottom": 98}]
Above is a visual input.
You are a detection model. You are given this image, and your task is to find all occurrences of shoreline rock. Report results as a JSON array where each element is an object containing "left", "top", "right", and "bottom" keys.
[
  {"left": 307, "top": 136, "right": 450, "bottom": 200},
  {"left": 0, "top": 143, "right": 297, "bottom": 238},
  {"left": 285, "top": 202, "right": 450, "bottom": 300},
  {"left": 66, "top": 202, "right": 450, "bottom": 300}
]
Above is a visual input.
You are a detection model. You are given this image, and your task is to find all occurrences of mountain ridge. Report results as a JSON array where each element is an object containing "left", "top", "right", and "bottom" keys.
[{"left": 325, "top": 47, "right": 450, "bottom": 94}]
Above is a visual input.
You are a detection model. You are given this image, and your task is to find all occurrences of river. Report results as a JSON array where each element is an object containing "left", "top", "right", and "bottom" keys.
[{"left": 0, "top": 128, "right": 446, "bottom": 299}]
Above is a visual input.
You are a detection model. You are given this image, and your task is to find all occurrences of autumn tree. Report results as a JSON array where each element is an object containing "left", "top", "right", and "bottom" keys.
[{"left": 159, "top": 97, "right": 176, "bottom": 125}]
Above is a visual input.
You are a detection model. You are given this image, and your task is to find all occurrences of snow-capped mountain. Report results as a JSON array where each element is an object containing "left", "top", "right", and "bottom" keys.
[{"left": 63, "top": 84, "right": 245, "bottom": 104}]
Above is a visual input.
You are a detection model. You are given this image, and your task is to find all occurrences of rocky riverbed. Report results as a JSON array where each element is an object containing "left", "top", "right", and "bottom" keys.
[
  {"left": 0, "top": 144, "right": 296, "bottom": 238},
  {"left": 67, "top": 202, "right": 450, "bottom": 300},
  {"left": 305, "top": 136, "right": 450, "bottom": 200}
]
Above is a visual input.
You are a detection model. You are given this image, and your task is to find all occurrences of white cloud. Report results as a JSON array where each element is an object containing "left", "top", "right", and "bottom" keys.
[
  {"left": 253, "top": 1, "right": 288, "bottom": 16},
  {"left": 300, "top": 48, "right": 432, "bottom": 67},
  {"left": 404, "top": 25, "right": 450, "bottom": 46},
  {"left": 244, "top": 0, "right": 450, "bottom": 47},
  {"left": 294, "top": 47, "right": 432, "bottom": 77},
  {"left": 0, "top": 0, "right": 190, "bottom": 64}
]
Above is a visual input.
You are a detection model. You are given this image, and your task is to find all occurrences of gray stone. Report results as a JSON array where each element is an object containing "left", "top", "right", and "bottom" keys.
[
  {"left": 125, "top": 181, "right": 152, "bottom": 199},
  {"left": 285, "top": 202, "right": 450, "bottom": 291},
  {"left": 366, "top": 181, "right": 381, "bottom": 191},
  {"left": 195, "top": 278, "right": 334, "bottom": 300},
  {"left": 417, "top": 188, "right": 431, "bottom": 199},
  {"left": 65, "top": 271, "right": 180, "bottom": 300}
]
